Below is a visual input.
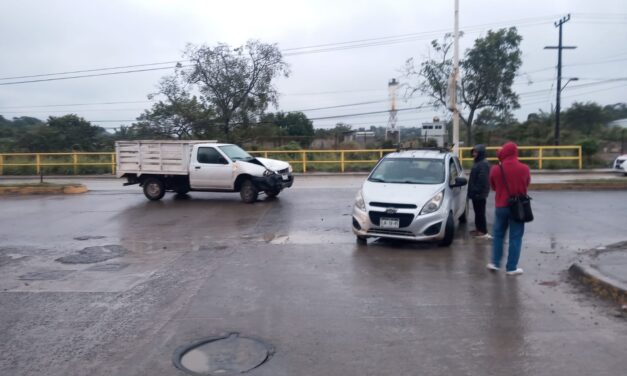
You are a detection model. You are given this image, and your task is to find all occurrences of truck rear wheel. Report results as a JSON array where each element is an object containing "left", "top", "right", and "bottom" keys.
[
  {"left": 240, "top": 180, "right": 258, "bottom": 203},
  {"left": 143, "top": 177, "right": 165, "bottom": 201}
]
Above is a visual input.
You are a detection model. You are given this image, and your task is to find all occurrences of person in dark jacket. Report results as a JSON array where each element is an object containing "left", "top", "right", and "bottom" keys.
[
  {"left": 467, "top": 144, "right": 491, "bottom": 238},
  {"left": 487, "top": 141, "right": 531, "bottom": 275}
]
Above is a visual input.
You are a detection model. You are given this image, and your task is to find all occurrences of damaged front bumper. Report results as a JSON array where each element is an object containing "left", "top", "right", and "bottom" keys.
[{"left": 252, "top": 173, "right": 294, "bottom": 192}]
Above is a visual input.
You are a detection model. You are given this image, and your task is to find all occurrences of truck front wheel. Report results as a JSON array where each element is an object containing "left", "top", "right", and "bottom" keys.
[
  {"left": 264, "top": 189, "right": 280, "bottom": 198},
  {"left": 240, "top": 179, "right": 258, "bottom": 203},
  {"left": 143, "top": 177, "right": 165, "bottom": 201}
]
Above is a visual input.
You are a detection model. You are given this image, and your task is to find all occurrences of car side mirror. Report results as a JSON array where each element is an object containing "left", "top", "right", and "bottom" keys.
[
  {"left": 218, "top": 157, "right": 228, "bottom": 164},
  {"left": 451, "top": 176, "right": 467, "bottom": 187}
]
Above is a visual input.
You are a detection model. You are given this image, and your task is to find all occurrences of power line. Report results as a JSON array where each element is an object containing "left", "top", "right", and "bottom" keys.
[
  {"left": 0, "top": 100, "right": 150, "bottom": 110},
  {"left": 0, "top": 65, "right": 191, "bottom": 86},
  {"left": 0, "top": 16, "right": 558, "bottom": 85},
  {"left": 0, "top": 61, "right": 184, "bottom": 81}
]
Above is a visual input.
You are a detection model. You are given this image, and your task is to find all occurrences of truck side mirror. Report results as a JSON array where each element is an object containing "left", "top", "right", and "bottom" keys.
[{"left": 218, "top": 156, "right": 228, "bottom": 164}]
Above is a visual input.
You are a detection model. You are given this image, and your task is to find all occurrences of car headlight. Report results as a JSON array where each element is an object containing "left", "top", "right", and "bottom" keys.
[
  {"left": 263, "top": 169, "right": 274, "bottom": 176},
  {"left": 288, "top": 164, "right": 293, "bottom": 173},
  {"left": 420, "top": 190, "right": 444, "bottom": 215},
  {"left": 354, "top": 189, "right": 366, "bottom": 211}
]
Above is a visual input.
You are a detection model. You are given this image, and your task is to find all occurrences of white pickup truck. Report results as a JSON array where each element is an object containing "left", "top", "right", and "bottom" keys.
[{"left": 116, "top": 140, "right": 294, "bottom": 203}]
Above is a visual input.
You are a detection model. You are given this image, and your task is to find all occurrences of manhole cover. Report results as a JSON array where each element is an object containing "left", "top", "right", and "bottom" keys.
[{"left": 173, "top": 333, "right": 273, "bottom": 375}]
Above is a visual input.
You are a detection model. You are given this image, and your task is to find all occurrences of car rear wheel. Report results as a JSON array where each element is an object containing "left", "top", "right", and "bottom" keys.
[
  {"left": 459, "top": 200, "right": 468, "bottom": 223},
  {"left": 438, "top": 213, "right": 455, "bottom": 247}
]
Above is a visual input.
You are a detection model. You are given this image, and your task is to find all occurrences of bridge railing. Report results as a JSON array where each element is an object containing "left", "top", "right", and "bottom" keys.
[{"left": 0, "top": 145, "right": 582, "bottom": 175}]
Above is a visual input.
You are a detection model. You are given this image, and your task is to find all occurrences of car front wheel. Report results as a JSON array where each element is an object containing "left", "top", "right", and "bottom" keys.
[{"left": 438, "top": 213, "right": 455, "bottom": 247}]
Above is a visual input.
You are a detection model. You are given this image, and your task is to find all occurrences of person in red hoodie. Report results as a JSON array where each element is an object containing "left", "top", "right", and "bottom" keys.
[{"left": 487, "top": 141, "right": 530, "bottom": 275}]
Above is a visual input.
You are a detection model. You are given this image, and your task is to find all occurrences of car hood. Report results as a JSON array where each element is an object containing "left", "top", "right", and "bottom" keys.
[
  {"left": 362, "top": 180, "right": 443, "bottom": 208},
  {"left": 238, "top": 157, "right": 290, "bottom": 173},
  {"left": 255, "top": 157, "right": 290, "bottom": 172}
]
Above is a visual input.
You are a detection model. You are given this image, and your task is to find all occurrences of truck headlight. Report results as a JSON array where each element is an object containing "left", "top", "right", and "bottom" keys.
[
  {"left": 354, "top": 189, "right": 366, "bottom": 211},
  {"left": 420, "top": 190, "right": 444, "bottom": 215}
]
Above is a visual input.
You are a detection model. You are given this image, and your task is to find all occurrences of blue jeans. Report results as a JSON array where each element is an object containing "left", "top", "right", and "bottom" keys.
[{"left": 492, "top": 207, "right": 525, "bottom": 272}]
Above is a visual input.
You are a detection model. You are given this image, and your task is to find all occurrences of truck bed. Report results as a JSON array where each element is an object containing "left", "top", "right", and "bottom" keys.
[{"left": 115, "top": 140, "right": 215, "bottom": 177}]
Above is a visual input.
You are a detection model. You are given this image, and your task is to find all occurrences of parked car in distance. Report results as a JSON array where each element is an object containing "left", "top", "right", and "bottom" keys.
[
  {"left": 612, "top": 154, "right": 627, "bottom": 176},
  {"left": 352, "top": 148, "right": 468, "bottom": 246}
]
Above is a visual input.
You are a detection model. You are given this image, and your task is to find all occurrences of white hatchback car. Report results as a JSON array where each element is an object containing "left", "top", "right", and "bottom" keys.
[
  {"left": 613, "top": 154, "right": 627, "bottom": 176},
  {"left": 352, "top": 149, "right": 468, "bottom": 246}
]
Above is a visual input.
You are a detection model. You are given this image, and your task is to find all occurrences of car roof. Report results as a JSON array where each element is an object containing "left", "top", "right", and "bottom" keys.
[{"left": 384, "top": 149, "right": 450, "bottom": 160}]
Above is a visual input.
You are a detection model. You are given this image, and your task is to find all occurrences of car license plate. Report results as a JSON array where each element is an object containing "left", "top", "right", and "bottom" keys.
[
  {"left": 281, "top": 174, "right": 289, "bottom": 181},
  {"left": 380, "top": 217, "right": 399, "bottom": 228}
]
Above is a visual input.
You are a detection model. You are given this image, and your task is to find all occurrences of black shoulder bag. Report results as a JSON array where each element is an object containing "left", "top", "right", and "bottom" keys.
[{"left": 499, "top": 164, "right": 533, "bottom": 223}]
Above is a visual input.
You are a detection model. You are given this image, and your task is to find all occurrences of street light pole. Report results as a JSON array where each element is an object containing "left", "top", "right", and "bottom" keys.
[{"left": 451, "top": 0, "right": 460, "bottom": 155}]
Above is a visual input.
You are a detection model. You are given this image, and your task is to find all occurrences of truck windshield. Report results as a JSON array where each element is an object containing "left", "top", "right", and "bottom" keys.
[
  {"left": 219, "top": 145, "right": 254, "bottom": 161},
  {"left": 368, "top": 158, "right": 445, "bottom": 184}
]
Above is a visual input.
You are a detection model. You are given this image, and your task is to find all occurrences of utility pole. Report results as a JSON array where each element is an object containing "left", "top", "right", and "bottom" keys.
[
  {"left": 544, "top": 14, "right": 576, "bottom": 145},
  {"left": 451, "top": 0, "right": 460, "bottom": 155}
]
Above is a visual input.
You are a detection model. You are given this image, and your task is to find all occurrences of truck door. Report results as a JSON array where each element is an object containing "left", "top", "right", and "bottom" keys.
[{"left": 190, "top": 146, "right": 233, "bottom": 189}]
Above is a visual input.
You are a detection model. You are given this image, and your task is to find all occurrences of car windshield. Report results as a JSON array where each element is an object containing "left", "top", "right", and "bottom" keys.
[
  {"left": 218, "top": 145, "right": 254, "bottom": 161},
  {"left": 368, "top": 158, "right": 445, "bottom": 184}
]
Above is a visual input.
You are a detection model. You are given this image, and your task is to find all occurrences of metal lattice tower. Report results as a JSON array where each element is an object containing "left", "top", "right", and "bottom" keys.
[{"left": 385, "top": 78, "right": 399, "bottom": 141}]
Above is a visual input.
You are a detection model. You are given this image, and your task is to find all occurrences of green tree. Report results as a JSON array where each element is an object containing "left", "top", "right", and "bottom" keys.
[
  {"left": 562, "top": 101, "right": 608, "bottom": 136},
  {"left": 47, "top": 114, "right": 111, "bottom": 151},
  {"left": 260, "top": 111, "right": 314, "bottom": 147},
  {"left": 163, "top": 40, "right": 289, "bottom": 138},
  {"left": 405, "top": 27, "right": 523, "bottom": 145}
]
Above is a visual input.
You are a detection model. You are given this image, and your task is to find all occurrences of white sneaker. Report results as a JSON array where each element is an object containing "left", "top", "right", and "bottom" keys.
[
  {"left": 506, "top": 268, "right": 524, "bottom": 276},
  {"left": 475, "top": 233, "right": 493, "bottom": 240},
  {"left": 486, "top": 263, "right": 499, "bottom": 271}
]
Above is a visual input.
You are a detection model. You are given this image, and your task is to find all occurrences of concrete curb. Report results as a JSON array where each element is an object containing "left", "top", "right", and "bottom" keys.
[
  {"left": 530, "top": 182, "right": 627, "bottom": 190},
  {"left": 569, "top": 245, "right": 627, "bottom": 305},
  {"left": 0, "top": 184, "right": 88, "bottom": 195}
]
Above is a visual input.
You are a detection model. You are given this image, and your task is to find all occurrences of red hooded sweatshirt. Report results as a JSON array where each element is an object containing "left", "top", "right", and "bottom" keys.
[{"left": 489, "top": 142, "right": 531, "bottom": 208}]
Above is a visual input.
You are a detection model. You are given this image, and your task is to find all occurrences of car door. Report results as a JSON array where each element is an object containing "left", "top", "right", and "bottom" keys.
[
  {"left": 189, "top": 146, "right": 233, "bottom": 189},
  {"left": 448, "top": 157, "right": 464, "bottom": 217}
]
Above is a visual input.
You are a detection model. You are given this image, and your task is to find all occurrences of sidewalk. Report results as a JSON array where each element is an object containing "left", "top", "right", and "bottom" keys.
[{"left": 569, "top": 242, "right": 627, "bottom": 306}]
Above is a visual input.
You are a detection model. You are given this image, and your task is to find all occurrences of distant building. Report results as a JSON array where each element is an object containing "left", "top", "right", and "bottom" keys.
[
  {"left": 608, "top": 118, "right": 627, "bottom": 128},
  {"left": 421, "top": 117, "right": 447, "bottom": 147},
  {"left": 345, "top": 131, "right": 376, "bottom": 146}
]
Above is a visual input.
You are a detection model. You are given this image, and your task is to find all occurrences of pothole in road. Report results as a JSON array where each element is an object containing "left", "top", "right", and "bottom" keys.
[
  {"left": 55, "top": 245, "right": 128, "bottom": 264},
  {"left": 74, "top": 235, "right": 106, "bottom": 241},
  {"left": 173, "top": 333, "right": 273, "bottom": 375}
]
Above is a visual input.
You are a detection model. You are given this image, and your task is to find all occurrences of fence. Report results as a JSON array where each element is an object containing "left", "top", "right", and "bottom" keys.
[
  {"left": 0, "top": 145, "right": 582, "bottom": 175},
  {"left": 0, "top": 152, "right": 116, "bottom": 176}
]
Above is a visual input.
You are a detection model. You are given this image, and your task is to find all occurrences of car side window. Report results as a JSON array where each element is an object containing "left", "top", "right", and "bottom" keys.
[
  {"left": 453, "top": 156, "right": 463, "bottom": 173},
  {"left": 197, "top": 147, "right": 225, "bottom": 164},
  {"left": 449, "top": 158, "right": 459, "bottom": 184}
]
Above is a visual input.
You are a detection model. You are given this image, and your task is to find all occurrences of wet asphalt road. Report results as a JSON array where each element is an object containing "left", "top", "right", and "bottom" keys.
[{"left": 0, "top": 176, "right": 626, "bottom": 376}]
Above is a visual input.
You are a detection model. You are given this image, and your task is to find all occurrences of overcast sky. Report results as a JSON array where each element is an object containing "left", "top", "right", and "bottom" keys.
[{"left": 1, "top": 0, "right": 626, "bottom": 131}]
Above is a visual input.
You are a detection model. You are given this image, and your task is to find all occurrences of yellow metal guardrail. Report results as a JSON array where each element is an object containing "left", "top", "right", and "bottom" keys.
[
  {"left": 0, "top": 152, "right": 116, "bottom": 175},
  {"left": 458, "top": 145, "right": 582, "bottom": 170},
  {"left": 0, "top": 145, "right": 582, "bottom": 175}
]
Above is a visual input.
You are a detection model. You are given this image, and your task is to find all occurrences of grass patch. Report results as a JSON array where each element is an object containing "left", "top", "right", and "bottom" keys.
[{"left": 0, "top": 182, "right": 58, "bottom": 187}]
